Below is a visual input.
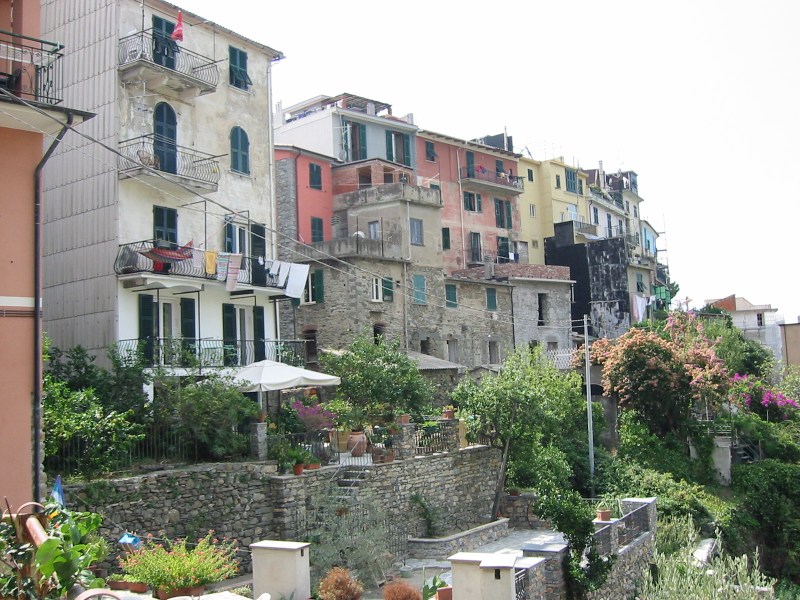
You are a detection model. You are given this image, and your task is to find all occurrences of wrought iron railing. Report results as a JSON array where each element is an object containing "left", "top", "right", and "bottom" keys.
[
  {"left": 116, "top": 337, "right": 308, "bottom": 368},
  {"left": 0, "top": 29, "right": 64, "bottom": 104},
  {"left": 460, "top": 166, "right": 524, "bottom": 190},
  {"left": 117, "top": 29, "right": 219, "bottom": 88},
  {"left": 114, "top": 239, "right": 281, "bottom": 289},
  {"left": 515, "top": 567, "right": 531, "bottom": 600},
  {"left": 118, "top": 134, "right": 221, "bottom": 185},
  {"left": 414, "top": 423, "right": 448, "bottom": 455}
]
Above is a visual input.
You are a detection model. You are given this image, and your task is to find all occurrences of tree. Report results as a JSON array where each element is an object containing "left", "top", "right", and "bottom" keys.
[
  {"left": 452, "top": 346, "right": 587, "bottom": 517},
  {"left": 320, "top": 333, "right": 432, "bottom": 427}
]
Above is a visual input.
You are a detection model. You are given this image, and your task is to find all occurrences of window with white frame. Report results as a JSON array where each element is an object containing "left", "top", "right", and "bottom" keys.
[
  {"left": 370, "top": 277, "right": 395, "bottom": 303},
  {"left": 529, "top": 204, "right": 536, "bottom": 218},
  {"left": 410, "top": 218, "right": 424, "bottom": 245}
]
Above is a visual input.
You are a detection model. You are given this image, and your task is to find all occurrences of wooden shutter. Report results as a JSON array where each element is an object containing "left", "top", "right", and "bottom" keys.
[
  {"left": 358, "top": 124, "right": 367, "bottom": 159},
  {"left": 402, "top": 134, "right": 411, "bottom": 166},
  {"left": 476, "top": 194, "right": 482, "bottom": 212},
  {"left": 505, "top": 201, "right": 512, "bottom": 228},
  {"left": 442, "top": 228, "right": 450, "bottom": 250},
  {"left": 382, "top": 277, "right": 393, "bottom": 302},
  {"left": 495, "top": 199, "right": 502, "bottom": 227},
  {"left": 385, "top": 130, "right": 393, "bottom": 162},
  {"left": 138, "top": 294, "right": 155, "bottom": 364},
  {"left": 253, "top": 305, "right": 266, "bottom": 362},
  {"left": 222, "top": 303, "right": 237, "bottom": 366},
  {"left": 180, "top": 297, "right": 196, "bottom": 361},
  {"left": 251, "top": 224, "right": 266, "bottom": 286},
  {"left": 224, "top": 221, "right": 235, "bottom": 252},
  {"left": 313, "top": 270, "right": 324, "bottom": 303}
]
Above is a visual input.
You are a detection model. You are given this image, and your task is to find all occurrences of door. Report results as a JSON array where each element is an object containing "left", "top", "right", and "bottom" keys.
[
  {"left": 152, "top": 16, "right": 176, "bottom": 70},
  {"left": 154, "top": 102, "right": 177, "bottom": 174},
  {"left": 466, "top": 151, "right": 475, "bottom": 178}
]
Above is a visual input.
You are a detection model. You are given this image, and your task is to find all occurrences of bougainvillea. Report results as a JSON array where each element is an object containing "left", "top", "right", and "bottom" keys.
[
  {"left": 291, "top": 400, "right": 336, "bottom": 432},
  {"left": 730, "top": 373, "right": 799, "bottom": 422}
]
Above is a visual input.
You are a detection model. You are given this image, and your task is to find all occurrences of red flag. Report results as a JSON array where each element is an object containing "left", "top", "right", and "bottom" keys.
[{"left": 171, "top": 11, "right": 184, "bottom": 42}]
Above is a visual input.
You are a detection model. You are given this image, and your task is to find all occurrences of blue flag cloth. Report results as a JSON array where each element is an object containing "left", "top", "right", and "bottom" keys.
[
  {"left": 118, "top": 532, "right": 143, "bottom": 551},
  {"left": 50, "top": 475, "right": 65, "bottom": 506}
]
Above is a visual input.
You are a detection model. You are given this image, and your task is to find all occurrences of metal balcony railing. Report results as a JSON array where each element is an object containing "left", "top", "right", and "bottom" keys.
[
  {"left": 118, "top": 29, "right": 219, "bottom": 88},
  {"left": 0, "top": 29, "right": 64, "bottom": 104},
  {"left": 459, "top": 166, "right": 524, "bottom": 190},
  {"left": 114, "top": 239, "right": 280, "bottom": 290},
  {"left": 117, "top": 338, "right": 308, "bottom": 368},
  {"left": 118, "top": 134, "right": 221, "bottom": 185}
]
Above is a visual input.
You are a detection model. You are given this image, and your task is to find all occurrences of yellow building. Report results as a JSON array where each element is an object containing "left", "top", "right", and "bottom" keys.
[{"left": 517, "top": 156, "right": 590, "bottom": 265}]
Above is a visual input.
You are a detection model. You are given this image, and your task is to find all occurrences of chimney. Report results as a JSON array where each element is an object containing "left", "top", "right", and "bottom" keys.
[
  {"left": 275, "top": 101, "right": 284, "bottom": 125},
  {"left": 484, "top": 260, "right": 494, "bottom": 280},
  {"left": 403, "top": 113, "right": 414, "bottom": 125},
  {"left": 598, "top": 160, "right": 605, "bottom": 190}
]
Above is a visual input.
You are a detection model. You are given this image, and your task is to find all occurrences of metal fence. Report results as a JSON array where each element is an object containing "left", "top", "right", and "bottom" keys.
[
  {"left": 414, "top": 423, "right": 448, "bottom": 455},
  {"left": 0, "top": 29, "right": 64, "bottom": 104},
  {"left": 515, "top": 567, "right": 531, "bottom": 600},
  {"left": 117, "top": 135, "right": 221, "bottom": 185}
]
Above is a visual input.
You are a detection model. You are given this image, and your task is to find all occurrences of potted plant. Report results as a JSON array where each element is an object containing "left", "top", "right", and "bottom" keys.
[
  {"left": 287, "top": 448, "right": 306, "bottom": 475},
  {"left": 596, "top": 500, "right": 612, "bottom": 521},
  {"left": 119, "top": 531, "right": 238, "bottom": 599},
  {"left": 304, "top": 452, "right": 322, "bottom": 470},
  {"left": 318, "top": 567, "right": 363, "bottom": 600},
  {"left": 106, "top": 574, "right": 129, "bottom": 590},
  {"left": 441, "top": 405, "right": 456, "bottom": 420}
]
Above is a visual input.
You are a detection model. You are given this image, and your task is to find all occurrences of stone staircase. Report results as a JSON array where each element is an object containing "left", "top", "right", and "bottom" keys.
[{"left": 334, "top": 465, "right": 370, "bottom": 503}]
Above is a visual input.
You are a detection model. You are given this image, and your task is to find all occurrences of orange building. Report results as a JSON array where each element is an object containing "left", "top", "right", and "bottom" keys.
[{"left": 0, "top": 0, "right": 91, "bottom": 504}]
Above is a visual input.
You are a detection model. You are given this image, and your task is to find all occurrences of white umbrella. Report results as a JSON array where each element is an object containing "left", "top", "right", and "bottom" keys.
[{"left": 221, "top": 359, "right": 340, "bottom": 393}]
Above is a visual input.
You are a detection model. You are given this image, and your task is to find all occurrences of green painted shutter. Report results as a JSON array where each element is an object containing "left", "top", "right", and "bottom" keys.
[
  {"left": 180, "top": 297, "right": 196, "bottom": 362},
  {"left": 385, "top": 130, "right": 393, "bottom": 162},
  {"left": 463, "top": 192, "right": 469, "bottom": 210},
  {"left": 253, "top": 305, "right": 266, "bottom": 361},
  {"left": 222, "top": 303, "right": 237, "bottom": 366},
  {"left": 442, "top": 228, "right": 450, "bottom": 250},
  {"left": 358, "top": 124, "right": 367, "bottom": 160},
  {"left": 382, "top": 277, "right": 393, "bottom": 302},
  {"left": 138, "top": 294, "right": 155, "bottom": 364},
  {"left": 313, "top": 270, "right": 324, "bottom": 303},
  {"left": 495, "top": 199, "right": 502, "bottom": 227},
  {"left": 466, "top": 151, "right": 474, "bottom": 177},
  {"left": 445, "top": 284, "right": 457, "bottom": 308},
  {"left": 402, "top": 134, "right": 411, "bottom": 166},
  {"left": 224, "top": 221, "right": 235, "bottom": 252},
  {"left": 476, "top": 194, "right": 482, "bottom": 212},
  {"left": 487, "top": 288, "right": 497, "bottom": 311},
  {"left": 505, "top": 201, "right": 512, "bottom": 229},
  {"left": 291, "top": 297, "right": 301, "bottom": 308},
  {"left": 251, "top": 224, "right": 266, "bottom": 286},
  {"left": 311, "top": 217, "right": 324, "bottom": 243}
]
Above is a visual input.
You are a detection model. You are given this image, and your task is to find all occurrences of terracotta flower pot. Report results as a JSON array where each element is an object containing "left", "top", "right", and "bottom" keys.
[
  {"left": 107, "top": 580, "right": 129, "bottom": 591},
  {"left": 442, "top": 410, "right": 455, "bottom": 420},
  {"left": 304, "top": 463, "right": 321, "bottom": 470},
  {"left": 347, "top": 431, "right": 368, "bottom": 457},
  {"left": 596, "top": 508, "right": 612, "bottom": 521},
  {"left": 437, "top": 586, "right": 453, "bottom": 600},
  {"left": 156, "top": 587, "right": 201, "bottom": 600},
  {"left": 398, "top": 414, "right": 411, "bottom": 425},
  {"left": 127, "top": 581, "right": 148, "bottom": 593},
  {"left": 293, "top": 463, "right": 304, "bottom": 476}
]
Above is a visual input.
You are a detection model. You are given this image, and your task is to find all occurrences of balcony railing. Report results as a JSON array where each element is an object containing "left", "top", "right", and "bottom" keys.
[
  {"left": 459, "top": 166, "right": 524, "bottom": 191},
  {"left": 118, "top": 134, "right": 221, "bottom": 186},
  {"left": 118, "top": 29, "right": 219, "bottom": 90},
  {"left": 0, "top": 29, "right": 64, "bottom": 104},
  {"left": 115, "top": 239, "right": 280, "bottom": 290},
  {"left": 117, "top": 338, "right": 308, "bottom": 368}
]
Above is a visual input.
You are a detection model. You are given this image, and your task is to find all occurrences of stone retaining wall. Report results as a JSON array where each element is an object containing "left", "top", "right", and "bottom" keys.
[{"left": 407, "top": 518, "right": 510, "bottom": 559}]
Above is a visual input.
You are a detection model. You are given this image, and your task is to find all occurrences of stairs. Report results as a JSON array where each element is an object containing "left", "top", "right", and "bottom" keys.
[{"left": 334, "top": 465, "right": 371, "bottom": 504}]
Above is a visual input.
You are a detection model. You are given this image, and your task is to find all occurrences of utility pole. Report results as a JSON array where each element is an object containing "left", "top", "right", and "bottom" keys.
[{"left": 584, "top": 314, "right": 595, "bottom": 497}]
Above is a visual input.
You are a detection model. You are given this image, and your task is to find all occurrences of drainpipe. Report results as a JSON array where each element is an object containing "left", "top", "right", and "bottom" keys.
[{"left": 33, "top": 113, "right": 73, "bottom": 501}]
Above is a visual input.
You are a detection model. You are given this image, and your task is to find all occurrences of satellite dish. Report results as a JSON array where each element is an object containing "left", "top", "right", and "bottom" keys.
[{"left": 352, "top": 231, "right": 366, "bottom": 238}]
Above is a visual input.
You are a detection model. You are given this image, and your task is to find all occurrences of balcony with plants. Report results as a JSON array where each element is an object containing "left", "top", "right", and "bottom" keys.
[
  {"left": 117, "top": 29, "right": 219, "bottom": 97},
  {"left": 459, "top": 165, "right": 524, "bottom": 195}
]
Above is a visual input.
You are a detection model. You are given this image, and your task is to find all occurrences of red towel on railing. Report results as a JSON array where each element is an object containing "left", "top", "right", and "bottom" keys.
[{"left": 139, "top": 241, "right": 193, "bottom": 263}]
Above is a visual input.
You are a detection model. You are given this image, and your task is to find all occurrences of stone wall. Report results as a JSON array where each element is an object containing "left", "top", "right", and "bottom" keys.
[
  {"left": 407, "top": 518, "right": 510, "bottom": 559},
  {"left": 65, "top": 445, "right": 501, "bottom": 571}
]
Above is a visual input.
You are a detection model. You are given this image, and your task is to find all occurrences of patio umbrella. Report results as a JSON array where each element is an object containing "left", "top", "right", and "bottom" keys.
[{"left": 220, "top": 359, "right": 340, "bottom": 393}]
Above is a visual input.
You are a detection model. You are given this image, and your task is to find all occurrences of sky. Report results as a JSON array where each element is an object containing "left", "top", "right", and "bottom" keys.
[{"left": 180, "top": 0, "right": 800, "bottom": 322}]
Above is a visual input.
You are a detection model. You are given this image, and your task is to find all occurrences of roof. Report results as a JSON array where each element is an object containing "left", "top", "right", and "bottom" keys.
[
  {"left": 418, "top": 129, "right": 521, "bottom": 158},
  {"left": 707, "top": 295, "right": 777, "bottom": 313},
  {"left": 406, "top": 351, "right": 466, "bottom": 373}
]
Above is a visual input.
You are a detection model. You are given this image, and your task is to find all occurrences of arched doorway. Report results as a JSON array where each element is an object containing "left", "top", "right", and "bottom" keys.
[{"left": 153, "top": 102, "right": 177, "bottom": 174}]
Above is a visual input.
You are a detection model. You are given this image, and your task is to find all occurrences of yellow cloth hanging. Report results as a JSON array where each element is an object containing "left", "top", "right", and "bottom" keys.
[{"left": 204, "top": 250, "right": 218, "bottom": 276}]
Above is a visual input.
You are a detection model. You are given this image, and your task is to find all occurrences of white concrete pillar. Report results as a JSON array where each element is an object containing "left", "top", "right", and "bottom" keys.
[
  {"left": 250, "top": 540, "right": 311, "bottom": 600},
  {"left": 449, "top": 552, "right": 517, "bottom": 600}
]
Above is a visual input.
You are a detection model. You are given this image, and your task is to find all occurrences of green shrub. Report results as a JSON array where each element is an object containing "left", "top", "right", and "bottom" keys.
[{"left": 656, "top": 514, "right": 698, "bottom": 555}]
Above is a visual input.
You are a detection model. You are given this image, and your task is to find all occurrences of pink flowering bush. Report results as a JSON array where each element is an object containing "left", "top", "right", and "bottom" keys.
[
  {"left": 291, "top": 400, "right": 336, "bottom": 432},
  {"left": 730, "top": 373, "right": 799, "bottom": 422}
]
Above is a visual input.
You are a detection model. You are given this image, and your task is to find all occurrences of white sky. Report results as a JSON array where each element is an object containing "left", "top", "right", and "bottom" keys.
[{"left": 180, "top": 0, "right": 800, "bottom": 322}]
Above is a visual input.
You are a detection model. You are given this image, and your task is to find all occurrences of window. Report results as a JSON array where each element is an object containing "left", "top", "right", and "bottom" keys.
[
  {"left": 555, "top": 174, "right": 561, "bottom": 189},
  {"left": 412, "top": 274, "right": 426, "bottom": 304},
  {"left": 531, "top": 239, "right": 539, "bottom": 249},
  {"left": 486, "top": 288, "right": 497, "bottom": 311},
  {"left": 368, "top": 220, "right": 380, "bottom": 240},
  {"left": 311, "top": 217, "right": 324, "bottom": 243},
  {"left": 445, "top": 284, "right": 457, "bottom": 308},
  {"left": 370, "top": 277, "right": 393, "bottom": 302},
  {"left": 497, "top": 236, "right": 510, "bottom": 263},
  {"left": 230, "top": 127, "right": 250, "bottom": 174},
  {"left": 757, "top": 312, "right": 764, "bottom": 327},
  {"left": 152, "top": 16, "right": 177, "bottom": 69},
  {"left": 606, "top": 214, "right": 613, "bottom": 236},
  {"left": 465, "top": 151, "right": 475, "bottom": 177},
  {"left": 154, "top": 206, "right": 177, "bottom": 243},
  {"left": 410, "top": 218, "right": 424, "bottom": 245},
  {"left": 633, "top": 206, "right": 638, "bottom": 218},
  {"left": 592, "top": 206, "right": 599, "bottom": 224},
  {"left": 386, "top": 130, "right": 411, "bottom": 166},
  {"left": 442, "top": 227, "right": 450, "bottom": 250},
  {"left": 578, "top": 179, "right": 584, "bottom": 195},
  {"left": 538, "top": 293, "right": 547, "bottom": 325},
  {"left": 566, "top": 169, "right": 577, "bottom": 193},
  {"left": 309, "top": 163, "right": 322, "bottom": 190},
  {"left": 618, "top": 219, "right": 624, "bottom": 236},
  {"left": 636, "top": 272, "right": 645, "bottom": 293},
  {"left": 625, "top": 200, "right": 630, "bottom": 214},
  {"left": 516, "top": 241, "right": 528, "bottom": 263},
  {"left": 303, "top": 270, "right": 324, "bottom": 304},
  {"left": 447, "top": 339, "right": 458, "bottom": 363},
  {"left": 527, "top": 168, "right": 534, "bottom": 182},
  {"left": 229, "top": 46, "right": 251, "bottom": 90},
  {"left": 529, "top": 204, "right": 536, "bottom": 218},
  {"left": 430, "top": 183, "right": 440, "bottom": 191},
  {"left": 463, "top": 191, "right": 482, "bottom": 212},
  {"left": 488, "top": 341, "right": 500, "bottom": 364},
  {"left": 224, "top": 218, "right": 248, "bottom": 254},
  {"left": 495, "top": 199, "right": 512, "bottom": 228},
  {"left": 373, "top": 323, "right": 385, "bottom": 343},
  {"left": 347, "top": 121, "right": 367, "bottom": 160},
  {"left": 547, "top": 341, "right": 558, "bottom": 352},
  {"left": 469, "top": 232, "right": 482, "bottom": 263},
  {"left": 425, "top": 140, "right": 436, "bottom": 161},
  {"left": 495, "top": 159, "right": 504, "bottom": 175}
]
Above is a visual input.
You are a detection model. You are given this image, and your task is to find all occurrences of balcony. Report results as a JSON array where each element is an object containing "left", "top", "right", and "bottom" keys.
[
  {"left": 459, "top": 166, "right": 524, "bottom": 195},
  {"left": 118, "top": 134, "right": 220, "bottom": 192},
  {"left": 115, "top": 239, "right": 287, "bottom": 293},
  {"left": 117, "top": 338, "right": 308, "bottom": 368},
  {"left": 301, "top": 237, "right": 404, "bottom": 261},
  {"left": 118, "top": 30, "right": 219, "bottom": 97},
  {"left": 334, "top": 182, "right": 442, "bottom": 210}
]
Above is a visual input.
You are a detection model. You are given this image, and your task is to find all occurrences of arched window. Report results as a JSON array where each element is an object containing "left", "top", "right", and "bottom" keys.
[
  {"left": 230, "top": 126, "right": 249, "bottom": 174},
  {"left": 153, "top": 102, "right": 177, "bottom": 174}
]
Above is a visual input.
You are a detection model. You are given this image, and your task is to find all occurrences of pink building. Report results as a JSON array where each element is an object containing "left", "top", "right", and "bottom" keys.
[{"left": 416, "top": 131, "right": 523, "bottom": 274}]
